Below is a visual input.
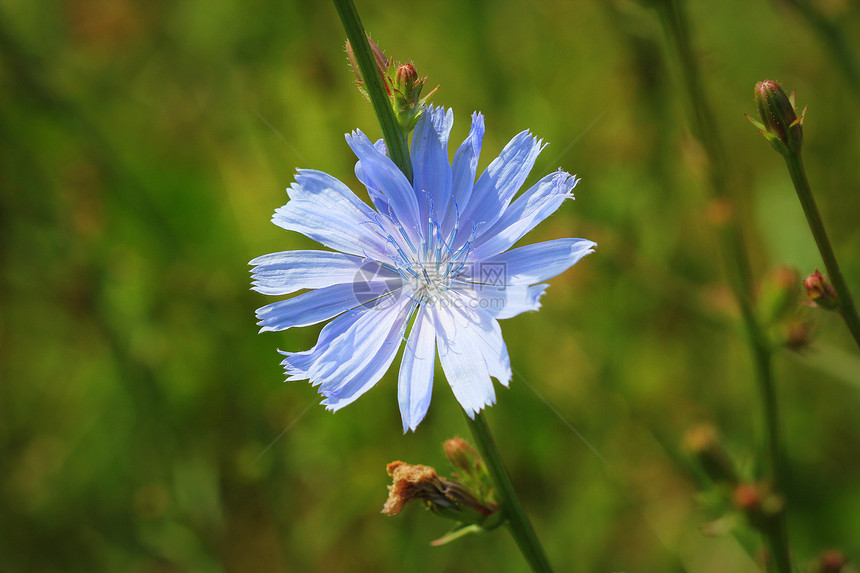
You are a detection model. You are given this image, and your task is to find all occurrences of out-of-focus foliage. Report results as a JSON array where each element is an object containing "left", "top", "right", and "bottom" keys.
[{"left": 2, "top": 0, "right": 859, "bottom": 571}]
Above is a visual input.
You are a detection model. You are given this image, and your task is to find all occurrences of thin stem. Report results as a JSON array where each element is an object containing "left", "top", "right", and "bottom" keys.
[
  {"left": 783, "top": 152, "right": 860, "bottom": 349},
  {"left": 331, "top": 0, "right": 413, "bottom": 181},
  {"left": 465, "top": 412, "right": 554, "bottom": 573},
  {"left": 653, "top": 1, "right": 791, "bottom": 571}
]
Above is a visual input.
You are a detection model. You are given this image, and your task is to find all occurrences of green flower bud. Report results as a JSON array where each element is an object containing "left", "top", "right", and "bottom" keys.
[
  {"left": 443, "top": 437, "right": 482, "bottom": 480},
  {"left": 750, "top": 80, "right": 805, "bottom": 155},
  {"left": 733, "top": 481, "right": 785, "bottom": 532},
  {"left": 682, "top": 423, "right": 738, "bottom": 485},
  {"left": 344, "top": 37, "right": 437, "bottom": 133}
]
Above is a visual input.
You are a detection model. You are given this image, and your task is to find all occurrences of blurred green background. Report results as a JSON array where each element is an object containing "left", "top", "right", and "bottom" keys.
[{"left": 2, "top": 0, "right": 860, "bottom": 571}]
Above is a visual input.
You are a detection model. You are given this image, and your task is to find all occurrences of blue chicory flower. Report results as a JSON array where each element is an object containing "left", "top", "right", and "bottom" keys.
[{"left": 251, "top": 106, "right": 595, "bottom": 432}]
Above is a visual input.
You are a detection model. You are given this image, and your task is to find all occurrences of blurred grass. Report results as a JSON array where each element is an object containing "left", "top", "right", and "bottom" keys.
[{"left": 2, "top": 0, "right": 860, "bottom": 571}]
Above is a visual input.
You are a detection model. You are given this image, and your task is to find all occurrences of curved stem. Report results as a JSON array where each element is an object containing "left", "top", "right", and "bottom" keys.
[
  {"left": 332, "top": 0, "right": 413, "bottom": 181},
  {"left": 465, "top": 412, "right": 554, "bottom": 573},
  {"left": 783, "top": 152, "right": 860, "bottom": 349}
]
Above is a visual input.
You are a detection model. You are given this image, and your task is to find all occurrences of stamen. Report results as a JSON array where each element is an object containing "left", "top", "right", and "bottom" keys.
[{"left": 389, "top": 204, "right": 418, "bottom": 257}]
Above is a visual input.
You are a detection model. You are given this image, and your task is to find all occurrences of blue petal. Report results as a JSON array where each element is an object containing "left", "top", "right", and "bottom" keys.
[
  {"left": 454, "top": 129, "right": 545, "bottom": 247},
  {"left": 443, "top": 112, "right": 485, "bottom": 236},
  {"left": 452, "top": 282, "right": 548, "bottom": 320},
  {"left": 398, "top": 306, "right": 436, "bottom": 432},
  {"left": 468, "top": 170, "right": 578, "bottom": 261},
  {"left": 250, "top": 250, "right": 397, "bottom": 295},
  {"left": 484, "top": 238, "right": 596, "bottom": 285},
  {"left": 478, "top": 313, "right": 511, "bottom": 385},
  {"left": 411, "top": 105, "right": 454, "bottom": 226},
  {"left": 434, "top": 305, "right": 498, "bottom": 418},
  {"left": 492, "top": 284, "right": 548, "bottom": 319},
  {"left": 273, "top": 170, "right": 390, "bottom": 261},
  {"left": 311, "top": 298, "right": 408, "bottom": 384},
  {"left": 256, "top": 282, "right": 401, "bottom": 332},
  {"left": 279, "top": 309, "right": 368, "bottom": 381},
  {"left": 319, "top": 299, "right": 414, "bottom": 411},
  {"left": 355, "top": 138, "right": 392, "bottom": 214},
  {"left": 346, "top": 130, "right": 421, "bottom": 239}
]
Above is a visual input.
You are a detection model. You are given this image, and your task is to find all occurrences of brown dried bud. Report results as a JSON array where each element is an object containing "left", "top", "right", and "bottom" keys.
[
  {"left": 382, "top": 461, "right": 448, "bottom": 516},
  {"left": 381, "top": 461, "right": 497, "bottom": 524}
]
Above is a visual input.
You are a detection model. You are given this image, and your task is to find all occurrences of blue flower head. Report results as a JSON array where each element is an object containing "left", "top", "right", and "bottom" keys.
[{"left": 251, "top": 106, "right": 595, "bottom": 432}]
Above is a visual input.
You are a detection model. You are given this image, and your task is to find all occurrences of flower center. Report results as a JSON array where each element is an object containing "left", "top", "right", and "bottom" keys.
[
  {"left": 405, "top": 261, "right": 455, "bottom": 306},
  {"left": 370, "top": 202, "right": 476, "bottom": 308}
]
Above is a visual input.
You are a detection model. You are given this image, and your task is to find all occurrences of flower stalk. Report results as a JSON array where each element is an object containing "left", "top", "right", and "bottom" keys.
[
  {"left": 652, "top": 1, "right": 791, "bottom": 571},
  {"left": 332, "top": 0, "right": 413, "bottom": 181},
  {"left": 749, "top": 80, "right": 860, "bottom": 348},
  {"left": 782, "top": 143, "right": 860, "bottom": 348},
  {"left": 465, "top": 412, "right": 554, "bottom": 573}
]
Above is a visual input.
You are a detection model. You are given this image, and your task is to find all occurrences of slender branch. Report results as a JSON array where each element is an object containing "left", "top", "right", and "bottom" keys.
[
  {"left": 783, "top": 153, "right": 860, "bottom": 349},
  {"left": 653, "top": 1, "right": 791, "bottom": 571},
  {"left": 465, "top": 412, "right": 554, "bottom": 573},
  {"left": 331, "top": 0, "right": 412, "bottom": 181}
]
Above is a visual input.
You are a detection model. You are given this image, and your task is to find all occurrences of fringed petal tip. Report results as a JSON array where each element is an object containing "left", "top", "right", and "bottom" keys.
[
  {"left": 461, "top": 397, "right": 496, "bottom": 420},
  {"left": 523, "top": 284, "right": 549, "bottom": 314}
]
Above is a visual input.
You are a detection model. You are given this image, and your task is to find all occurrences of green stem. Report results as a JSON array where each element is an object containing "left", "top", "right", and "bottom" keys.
[
  {"left": 783, "top": 152, "right": 860, "bottom": 349},
  {"left": 654, "top": 1, "right": 791, "bottom": 571},
  {"left": 331, "top": 0, "right": 413, "bottom": 181},
  {"left": 465, "top": 412, "right": 554, "bottom": 573}
]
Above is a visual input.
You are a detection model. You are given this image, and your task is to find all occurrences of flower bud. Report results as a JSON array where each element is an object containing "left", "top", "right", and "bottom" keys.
[
  {"left": 345, "top": 37, "right": 390, "bottom": 100},
  {"left": 750, "top": 80, "right": 805, "bottom": 155},
  {"left": 394, "top": 63, "right": 419, "bottom": 94},
  {"left": 682, "top": 423, "right": 738, "bottom": 485},
  {"left": 817, "top": 550, "right": 848, "bottom": 573},
  {"left": 804, "top": 269, "right": 839, "bottom": 310},
  {"left": 732, "top": 482, "right": 785, "bottom": 532},
  {"left": 443, "top": 437, "right": 482, "bottom": 479},
  {"left": 732, "top": 482, "right": 762, "bottom": 512},
  {"left": 344, "top": 37, "right": 436, "bottom": 133},
  {"left": 391, "top": 62, "right": 437, "bottom": 132}
]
